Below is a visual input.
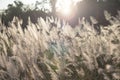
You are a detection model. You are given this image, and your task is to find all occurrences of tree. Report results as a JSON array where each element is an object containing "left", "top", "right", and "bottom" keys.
[
  {"left": 2, "top": 1, "right": 24, "bottom": 26},
  {"left": 1, "top": 1, "right": 50, "bottom": 27},
  {"left": 50, "top": 0, "right": 57, "bottom": 14},
  {"left": 34, "top": 0, "right": 57, "bottom": 16},
  {"left": 72, "top": 0, "right": 120, "bottom": 26}
]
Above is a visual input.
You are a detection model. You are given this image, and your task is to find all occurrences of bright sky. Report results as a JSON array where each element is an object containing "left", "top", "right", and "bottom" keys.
[{"left": 0, "top": 0, "right": 40, "bottom": 9}]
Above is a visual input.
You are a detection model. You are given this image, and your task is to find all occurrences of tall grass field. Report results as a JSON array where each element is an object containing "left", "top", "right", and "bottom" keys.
[{"left": 0, "top": 11, "right": 120, "bottom": 80}]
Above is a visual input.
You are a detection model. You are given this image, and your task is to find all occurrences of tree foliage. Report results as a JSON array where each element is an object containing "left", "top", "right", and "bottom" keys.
[
  {"left": 71, "top": 0, "right": 120, "bottom": 26},
  {"left": 1, "top": 1, "right": 50, "bottom": 27},
  {"left": 2, "top": 1, "right": 23, "bottom": 26}
]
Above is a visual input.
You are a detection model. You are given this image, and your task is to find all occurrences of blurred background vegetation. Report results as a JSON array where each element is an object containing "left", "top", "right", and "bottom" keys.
[{"left": 0, "top": 0, "right": 120, "bottom": 27}]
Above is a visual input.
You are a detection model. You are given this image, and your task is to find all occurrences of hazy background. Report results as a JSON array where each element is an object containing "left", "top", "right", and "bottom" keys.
[{"left": 0, "top": 0, "right": 120, "bottom": 27}]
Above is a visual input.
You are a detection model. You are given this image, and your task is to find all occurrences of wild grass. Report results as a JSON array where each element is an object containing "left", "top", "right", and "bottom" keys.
[{"left": 0, "top": 11, "right": 120, "bottom": 80}]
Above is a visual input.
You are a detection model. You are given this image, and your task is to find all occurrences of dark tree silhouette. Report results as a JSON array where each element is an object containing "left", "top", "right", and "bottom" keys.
[
  {"left": 1, "top": 1, "right": 50, "bottom": 27},
  {"left": 2, "top": 1, "right": 23, "bottom": 26},
  {"left": 70, "top": 0, "right": 120, "bottom": 26}
]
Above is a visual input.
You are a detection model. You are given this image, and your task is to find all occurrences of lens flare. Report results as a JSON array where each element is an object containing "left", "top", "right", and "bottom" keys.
[
  {"left": 62, "top": 7, "right": 71, "bottom": 15},
  {"left": 56, "top": 0, "right": 72, "bottom": 15},
  {"left": 56, "top": 0, "right": 82, "bottom": 16}
]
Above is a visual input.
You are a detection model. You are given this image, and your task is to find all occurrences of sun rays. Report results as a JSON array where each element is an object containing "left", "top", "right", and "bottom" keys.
[{"left": 56, "top": 0, "right": 82, "bottom": 16}]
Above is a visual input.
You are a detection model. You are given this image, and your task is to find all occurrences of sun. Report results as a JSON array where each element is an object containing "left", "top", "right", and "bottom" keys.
[
  {"left": 56, "top": 0, "right": 82, "bottom": 16},
  {"left": 56, "top": 0, "right": 72, "bottom": 16},
  {"left": 62, "top": 7, "right": 71, "bottom": 15}
]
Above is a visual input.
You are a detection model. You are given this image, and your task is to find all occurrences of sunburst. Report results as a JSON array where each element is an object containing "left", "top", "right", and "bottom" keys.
[{"left": 56, "top": 0, "right": 82, "bottom": 16}]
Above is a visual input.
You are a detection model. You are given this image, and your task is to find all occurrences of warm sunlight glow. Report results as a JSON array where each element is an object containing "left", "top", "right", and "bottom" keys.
[
  {"left": 62, "top": 7, "right": 71, "bottom": 15},
  {"left": 62, "top": 1, "right": 72, "bottom": 15},
  {"left": 56, "top": 0, "right": 82, "bottom": 16},
  {"left": 56, "top": 0, "right": 72, "bottom": 16}
]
